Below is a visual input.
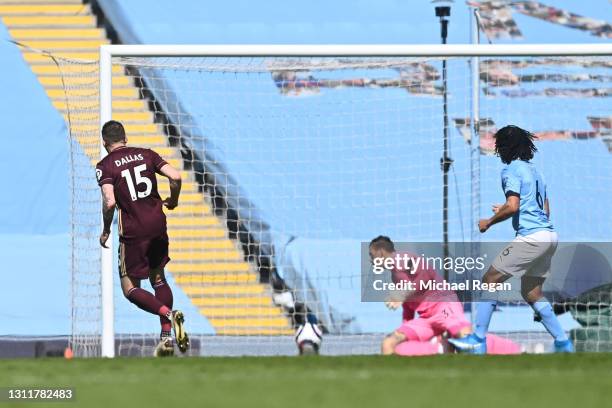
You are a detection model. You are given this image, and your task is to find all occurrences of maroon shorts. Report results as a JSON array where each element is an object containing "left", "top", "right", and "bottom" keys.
[{"left": 118, "top": 234, "right": 170, "bottom": 280}]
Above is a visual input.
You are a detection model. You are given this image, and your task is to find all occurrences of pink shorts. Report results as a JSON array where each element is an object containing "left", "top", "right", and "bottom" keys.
[{"left": 395, "top": 302, "right": 470, "bottom": 341}]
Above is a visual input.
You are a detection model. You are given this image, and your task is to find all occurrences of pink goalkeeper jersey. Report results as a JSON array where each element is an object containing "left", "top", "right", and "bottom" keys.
[{"left": 391, "top": 252, "right": 461, "bottom": 320}]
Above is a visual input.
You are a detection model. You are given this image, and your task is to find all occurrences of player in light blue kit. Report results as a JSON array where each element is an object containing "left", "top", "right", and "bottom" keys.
[{"left": 450, "top": 125, "right": 574, "bottom": 354}]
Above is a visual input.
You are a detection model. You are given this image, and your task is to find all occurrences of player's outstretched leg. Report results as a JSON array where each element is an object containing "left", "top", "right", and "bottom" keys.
[
  {"left": 150, "top": 269, "right": 176, "bottom": 351},
  {"left": 121, "top": 276, "right": 179, "bottom": 356},
  {"left": 172, "top": 310, "right": 190, "bottom": 353},
  {"left": 522, "top": 277, "right": 574, "bottom": 353},
  {"left": 449, "top": 268, "right": 506, "bottom": 354},
  {"left": 122, "top": 277, "right": 172, "bottom": 319}
]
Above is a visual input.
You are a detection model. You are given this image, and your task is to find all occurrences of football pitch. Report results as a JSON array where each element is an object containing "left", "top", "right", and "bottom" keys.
[{"left": 2, "top": 354, "right": 612, "bottom": 408}]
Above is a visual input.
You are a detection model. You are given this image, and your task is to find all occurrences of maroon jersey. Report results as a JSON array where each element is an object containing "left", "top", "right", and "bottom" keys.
[{"left": 96, "top": 146, "right": 168, "bottom": 243}]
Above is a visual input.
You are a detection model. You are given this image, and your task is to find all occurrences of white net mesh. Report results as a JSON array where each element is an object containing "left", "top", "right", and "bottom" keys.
[
  {"left": 41, "top": 54, "right": 102, "bottom": 358},
  {"left": 64, "top": 52, "right": 611, "bottom": 356}
]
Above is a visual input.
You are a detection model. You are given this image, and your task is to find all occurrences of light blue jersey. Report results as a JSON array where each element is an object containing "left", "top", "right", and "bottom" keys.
[{"left": 501, "top": 160, "right": 554, "bottom": 236}]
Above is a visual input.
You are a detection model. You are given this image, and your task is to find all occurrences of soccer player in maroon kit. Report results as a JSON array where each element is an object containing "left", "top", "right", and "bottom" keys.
[{"left": 96, "top": 120, "right": 189, "bottom": 357}]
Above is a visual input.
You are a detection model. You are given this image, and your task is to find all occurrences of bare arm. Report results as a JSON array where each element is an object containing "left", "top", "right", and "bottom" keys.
[
  {"left": 480, "top": 195, "right": 519, "bottom": 233},
  {"left": 100, "top": 184, "right": 116, "bottom": 248},
  {"left": 544, "top": 198, "right": 550, "bottom": 218},
  {"left": 158, "top": 163, "right": 182, "bottom": 210}
]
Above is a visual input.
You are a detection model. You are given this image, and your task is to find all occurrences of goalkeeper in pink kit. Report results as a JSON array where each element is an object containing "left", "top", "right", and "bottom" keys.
[{"left": 369, "top": 236, "right": 472, "bottom": 355}]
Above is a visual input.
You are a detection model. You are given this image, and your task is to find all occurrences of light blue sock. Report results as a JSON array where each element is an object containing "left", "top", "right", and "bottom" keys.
[
  {"left": 474, "top": 300, "right": 497, "bottom": 339},
  {"left": 532, "top": 300, "right": 568, "bottom": 342}
]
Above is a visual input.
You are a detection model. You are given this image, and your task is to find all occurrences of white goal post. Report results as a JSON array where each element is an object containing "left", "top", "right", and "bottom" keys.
[{"left": 97, "top": 43, "right": 612, "bottom": 358}]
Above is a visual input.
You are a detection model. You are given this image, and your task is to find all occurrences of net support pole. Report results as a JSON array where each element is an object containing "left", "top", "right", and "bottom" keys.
[
  {"left": 99, "top": 45, "right": 115, "bottom": 358},
  {"left": 470, "top": 7, "right": 482, "bottom": 322},
  {"left": 470, "top": 9, "right": 481, "bottom": 245}
]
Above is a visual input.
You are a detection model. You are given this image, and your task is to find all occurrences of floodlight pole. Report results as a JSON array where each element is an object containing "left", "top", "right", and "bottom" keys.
[{"left": 436, "top": 5, "right": 453, "bottom": 282}]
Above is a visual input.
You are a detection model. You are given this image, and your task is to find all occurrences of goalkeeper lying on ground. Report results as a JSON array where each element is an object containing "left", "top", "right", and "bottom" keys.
[
  {"left": 370, "top": 236, "right": 521, "bottom": 355},
  {"left": 369, "top": 236, "right": 472, "bottom": 355}
]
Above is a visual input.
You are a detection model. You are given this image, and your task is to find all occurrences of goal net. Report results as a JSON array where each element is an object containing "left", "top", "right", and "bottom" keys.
[{"left": 65, "top": 46, "right": 612, "bottom": 357}]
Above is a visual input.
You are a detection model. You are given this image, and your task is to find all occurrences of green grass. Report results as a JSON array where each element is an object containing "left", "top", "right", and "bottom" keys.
[{"left": 1, "top": 354, "right": 611, "bottom": 408}]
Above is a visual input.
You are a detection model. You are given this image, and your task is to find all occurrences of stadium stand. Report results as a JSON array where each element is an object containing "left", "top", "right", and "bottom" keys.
[
  {"left": 0, "top": 17, "right": 72, "bottom": 336},
  {"left": 0, "top": 0, "right": 292, "bottom": 337}
]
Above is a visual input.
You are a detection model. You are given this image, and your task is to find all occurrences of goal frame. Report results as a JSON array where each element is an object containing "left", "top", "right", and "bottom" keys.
[{"left": 98, "top": 43, "right": 612, "bottom": 358}]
